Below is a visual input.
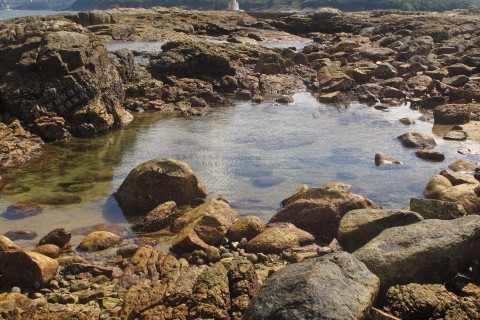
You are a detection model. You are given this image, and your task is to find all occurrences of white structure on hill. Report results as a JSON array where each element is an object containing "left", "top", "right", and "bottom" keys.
[{"left": 228, "top": 0, "right": 239, "bottom": 11}]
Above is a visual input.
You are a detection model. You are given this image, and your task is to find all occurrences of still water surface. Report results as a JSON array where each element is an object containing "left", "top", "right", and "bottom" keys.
[{"left": 1, "top": 93, "right": 479, "bottom": 248}]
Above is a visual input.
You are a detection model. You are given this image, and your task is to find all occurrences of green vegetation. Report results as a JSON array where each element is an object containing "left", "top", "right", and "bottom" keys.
[{"left": 68, "top": 0, "right": 480, "bottom": 11}]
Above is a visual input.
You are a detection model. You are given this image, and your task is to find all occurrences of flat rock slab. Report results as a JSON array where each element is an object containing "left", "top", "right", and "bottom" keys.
[
  {"left": 243, "top": 252, "right": 379, "bottom": 320},
  {"left": 353, "top": 215, "right": 480, "bottom": 291}
]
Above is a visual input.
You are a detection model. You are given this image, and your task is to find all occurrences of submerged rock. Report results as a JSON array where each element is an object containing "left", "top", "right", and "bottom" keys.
[
  {"left": 3, "top": 202, "right": 43, "bottom": 220},
  {"left": 115, "top": 158, "right": 208, "bottom": 215},
  {"left": 354, "top": 216, "right": 480, "bottom": 291},
  {"left": 4, "top": 230, "right": 38, "bottom": 241},
  {"left": 243, "top": 252, "right": 380, "bottom": 320}
]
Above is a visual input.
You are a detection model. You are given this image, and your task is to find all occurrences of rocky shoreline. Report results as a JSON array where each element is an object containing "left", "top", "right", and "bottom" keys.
[{"left": 1, "top": 6, "right": 480, "bottom": 320}]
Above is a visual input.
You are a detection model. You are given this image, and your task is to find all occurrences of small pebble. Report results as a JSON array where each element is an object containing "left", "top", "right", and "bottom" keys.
[
  {"left": 49, "top": 280, "right": 60, "bottom": 290},
  {"left": 32, "top": 292, "right": 43, "bottom": 299}
]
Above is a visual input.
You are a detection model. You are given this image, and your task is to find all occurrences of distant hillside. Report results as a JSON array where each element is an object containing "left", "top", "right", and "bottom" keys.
[{"left": 67, "top": 0, "right": 480, "bottom": 12}]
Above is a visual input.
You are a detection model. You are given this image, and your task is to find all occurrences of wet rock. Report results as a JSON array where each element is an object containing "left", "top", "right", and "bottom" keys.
[
  {"left": 63, "top": 262, "right": 113, "bottom": 278},
  {"left": 448, "top": 159, "right": 477, "bottom": 172},
  {"left": 77, "top": 231, "right": 122, "bottom": 252},
  {"left": 170, "top": 199, "right": 238, "bottom": 254},
  {"left": 39, "top": 228, "right": 71, "bottom": 248},
  {"left": 440, "top": 169, "right": 478, "bottom": 185},
  {"left": 35, "top": 194, "right": 82, "bottom": 205},
  {"left": 415, "top": 150, "right": 445, "bottom": 161},
  {"left": 3, "top": 202, "right": 42, "bottom": 220},
  {"left": 354, "top": 215, "right": 480, "bottom": 291},
  {"left": 398, "top": 132, "right": 436, "bottom": 149},
  {"left": 409, "top": 198, "right": 466, "bottom": 220},
  {"left": 317, "top": 91, "right": 343, "bottom": 103},
  {"left": 4, "top": 230, "right": 37, "bottom": 241},
  {"left": 0, "top": 17, "right": 132, "bottom": 140},
  {"left": 317, "top": 65, "right": 354, "bottom": 92},
  {"left": 0, "top": 120, "right": 44, "bottom": 169},
  {"left": 375, "top": 152, "right": 402, "bottom": 166},
  {"left": 246, "top": 223, "right": 315, "bottom": 254},
  {"left": 0, "top": 251, "right": 59, "bottom": 289},
  {"left": 273, "top": 95, "right": 294, "bottom": 104},
  {"left": 338, "top": 209, "right": 423, "bottom": 252},
  {"left": 55, "top": 255, "right": 87, "bottom": 266},
  {"left": 443, "top": 130, "right": 467, "bottom": 140},
  {"left": 131, "top": 201, "right": 179, "bottom": 233},
  {"left": 0, "top": 235, "right": 22, "bottom": 252},
  {"left": 271, "top": 184, "right": 381, "bottom": 242},
  {"left": 0, "top": 293, "right": 37, "bottom": 319},
  {"left": 227, "top": 216, "right": 265, "bottom": 242},
  {"left": 115, "top": 158, "right": 208, "bottom": 215},
  {"left": 243, "top": 252, "right": 380, "bottom": 320},
  {"left": 433, "top": 104, "right": 480, "bottom": 124},
  {"left": 71, "top": 223, "right": 125, "bottom": 236},
  {"left": 33, "top": 244, "right": 62, "bottom": 259},
  {"left": 399, "top": 117, "right": 415, "bottom": 125}
]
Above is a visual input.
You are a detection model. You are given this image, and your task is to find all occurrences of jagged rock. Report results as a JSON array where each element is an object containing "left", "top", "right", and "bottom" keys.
[
  {"left": 0, "top": 251, "right": 59, "bottom": 289},
  {"left": 440, "top": 169, "right": 478, "bottom": 185},
  {"left": 77, "top": 231, "right": 122, "bottom": 252},
  {"left": 0, "top": 236, "right": 22, "bottom": 252},
  {"left": 170, "top": 199, "right": 238, "bottom": 254},
  {"left": 0, "top": 121, "right": 44, "bottom": 169},
  {"left": 245, "top": 223, "right": 315, "bottom": 254},
  {"left": 3, "top": 202, "right": 42, "bottom": 220},
  {"left": 375, "top": 152, "right": 402, "bottom": 166},
  {"left": 0, "top": 293, "right": 37, "bottom": 319},
  {"left": 410, "top": 198, "right": 466, "bottom": 220},
  {"left": 338, "top": 209, "right": 423, "bottom": 252},
  {"left": 227, "top": 216, "right": 265, "bottom": 242},
  {"left": 317, "top": 65, "right": 355, "bottom": 92},
  {"left": 398, "top": 132, "right": 436, "bottom": 148},
  {"left": 318, "top": 91, "right": 344, "bottom": 103},
  {"left": 434, "top": 104, "right": 480, "bottom": 124},
  {"left": 270, "top": 184, "right": 381, "bottom": 242},
  {"left": 0, "top": 17, "right": 132, "bottom": 140},
  {"left": 131, "top": 201, "right": 179, "bottom": 232},
  {"left": 354, "top": 216, "right": 480, "bottom": 291},
  {"left": 115, "top": 158, "right": 208, "bottom": 215},
  {"left": 375, "top": 62, "right": 397, "bottom": 79},
  {"left": 38, "top": 228, "right": 71, "bottom": 248},
  {"left": 243, "top": 252, "right": 380, "bottom": 320}
]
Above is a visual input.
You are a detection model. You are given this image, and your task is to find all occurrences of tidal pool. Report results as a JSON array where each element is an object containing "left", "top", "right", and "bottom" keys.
[{"left": 1, "top": 93, "right": 479, "bottom": 248}]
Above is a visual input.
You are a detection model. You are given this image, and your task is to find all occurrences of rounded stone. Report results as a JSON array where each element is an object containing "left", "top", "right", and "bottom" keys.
[
  {"left": 3, "top": 202, "right": 42, "bottom": 220},
  {"left": 227, "top": 216, "right": 265, "bottom": 242},
  {"left": 38, "top": 228, "right": 71, "bottom": 248},
  {"left": 33, "top": 244, "right": 62, "bottom": 259},
  {"left": 77, "top": 231, "right": 122, "bottom": 252}
]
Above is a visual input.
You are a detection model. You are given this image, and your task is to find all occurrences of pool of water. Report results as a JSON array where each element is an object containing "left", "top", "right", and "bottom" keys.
[{"left": 1, "top": 93, "right": 479, "bottom": 248}]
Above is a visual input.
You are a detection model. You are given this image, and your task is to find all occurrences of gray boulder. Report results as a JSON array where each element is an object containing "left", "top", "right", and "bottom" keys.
[
  {"left": 353, "top": 216, "right": 480, "bottom": 291},
  {"left": 243, "top": 252, "right": 380, "bottom": 320},
  {"left": 338, "top": 209, "right": 423, "bottom": 252},
  {"left": 410, "top": 198, "right": 466, "bottom": 220},
  {"left": 114, "top": 158, "right": 208, "bottom": 215}
]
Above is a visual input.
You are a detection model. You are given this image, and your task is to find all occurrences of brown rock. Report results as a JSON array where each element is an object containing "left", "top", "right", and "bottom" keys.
[
  {"left": 398, "top": 132, "right": 436, "bottom": 148},
  {"left": 115, "top": 158, "right": 208, "bottom": 215},
  {"left": 0, "top": 235, "right": 22, "bottom": 252},
  {"left": 0, "top": 251, "right": 59, "bottom": 288},
  {"left": 131, "top": 201, "right": 179, "bottom": 232},
  {"left": 448, "top": 159, "right": 477, "bottom": 172},
  {"left": 415, "top": 150, "right": 445, "bottom": 161},
  {"left": 375, "top": 152, "right": 402, "bottom": 166},
  {"left": 4, "top": 202, "right": 42, "bottom": 220},
  {"left": 38, "top": 228, "right": 71, "bottom": 248},
  {"left": 4, "top": 230, "right": 37, "bottom": 241},
  {"left": 33, "top": 244, "right": 62, "bottom": 259},
  {"left": 246, "top": 223, "right": 315, "bottom": 254},
  {"left": 434, "top": 104, "right": 480, "bottom": 124},
  {"left": 227, "top": 216, "right": 265, "bottom": 242},
  {"left": 440, "top": 169, "right": 478, "bottom": 185},
  {"left": 78, "top": 231, "right": 122, "bottom": 251},
  {"left": 409, "top": 198, "right": 467, "bottom": 220},
  {"left": 0, "top": 293, "right": 37, "bottom": 319}
]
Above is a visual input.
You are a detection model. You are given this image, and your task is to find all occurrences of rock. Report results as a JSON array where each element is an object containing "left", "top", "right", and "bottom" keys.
[
  {"left": 399, "top": 117, "right": 415, "bottom": 125},
  {"left": 375, "top": 152, "right": 402, "bottom": 166},
  {"left": 0, "top": 293, "right": 37, "bottom": 319},
  {"left": 115, "top": 158, "right": 208, "bottom": 215},
  {"left": 4, "top": 230, "right": 37, "bottom": 241},
  {"left": 375, "top": 62, "right": 397, "bottom": 79},
  {"left": 448, "top": 159, "right": 477, "bottom": 172},
  {"left": 317, "top": 91, "right": 343, "bottom": 103},
  {"left": 440, "top": 169, "right": 478, "bottom": 185},
  {"left": 274, "top": 95, "right": 294, "bottom": 104},
  {"left": 245, "top": 223, "right": 315, "bottom": 254},
  {"left": 385, "top": 283, "right": 480, "bottom": 320},
  {"left": 0, "top": 251, "right": 59, "bottom": 289},
  {"left": 398, "top": 132, "right": 436, "bottom": 148},
  {"left": 38, "top": 228, "right": 71, "bottom": 248},
  {"left": 34, "top": 194, "right": 81, "bottom": 205},
  {"left": 77, "top": 231, "right": 122, "bottom": 252},
  {"left": 443, "top": 130, "right": 467, "bottom": 140},
  {"left": 446, "top": 63, "right": 474, "bottom": 77},
  {"left": 3, "top": 202, "right": 42, "bottom": 220},
  {"left": 0, "top": 17, "right": 132, "bottom": 141},
  {"left": 409, "top": 198, "right": 466, "bottom": 219},
  {"left": 353, "top": 215, "right": 480, "bottom": 291},
  {"left": 415, "top": 150, "right": 445, "bottom": 161},
  {"left": 423, "top": 174, "right": 453, "bottom": 199},
  {"left": 338, "top": 209, "right": 423, "bottom": 252},
  {"left": 33, "top": 244, "right": 62, "bottom": 259},
  {"left": 170, "top": 199, "right": 238, "bottom": 254},
  {"left": 131, "top": 201, "right": 179, "bottom": 232},
  {"left": 270, "top": 184, "right": 381, "bottom": 242},
  {"left": 443, "top": 75, "right": 469, "bottom": 87},
  {"left": 254, "top": 53, "right": 286, "bottom": 75},
  {"left": 0, "top": 120, "right": 44, "bottom": 169},
  {"left": 0, "top": 235, "right": 22, "bottom": 252},
  {"left": 427, "top": 182, "right": 480, "bottom": 214},
  {"left": 226, "top": 216, "right": 265, "bottom": 242},
  {"left": 434, "top": 104, "right": 480, "bottom": 124},
  {"left": 206, "top": 246, "right": 221, "bottom": 263},
  {"left": 317, "top": 65, "right": 354, "bottom": 92},
  {"left": 243, "top": 252, "right": 380, "bottom": 320}
]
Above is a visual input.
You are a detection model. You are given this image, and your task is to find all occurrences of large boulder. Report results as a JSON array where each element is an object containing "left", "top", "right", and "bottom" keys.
[
  {"left": 0, "top": 17, "right": 132, "bottom": 140},
  {"left": 170, "top": 199, "right": 238, "bottom": 254},
  {"left": 409, "top": 198, "right": 467, "bottom": 220},
  {"left": 114, "top": 158, "right": 208, "bottom": 215},
  {"left": 0, "top": 236, "right": 22, "bottom": 252},
  {"left": 0, "top": 251, "right": 59, "bottom": 288},
  {"left": 353, "top": 216, "right": 480, "bottom": 291},
  {"left": 270, "top": 184, "right": 381, "bottom": 242},
  {"left": 243, "top": 252, "right": 380, "bottom": 320},
  {"left": 245, "top": 223, "right": 315, "bottom": 254},
  {"left": 338, "top": 209, "right": 423, "bottom": 252}
]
